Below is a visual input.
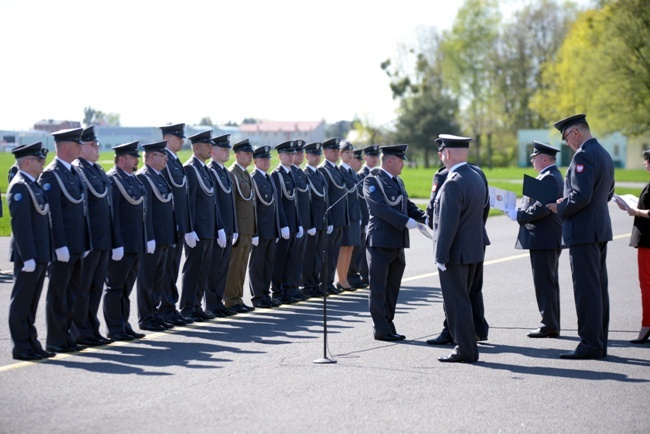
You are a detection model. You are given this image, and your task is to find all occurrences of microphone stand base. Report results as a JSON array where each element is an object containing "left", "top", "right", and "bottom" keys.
[{"left": 313, "top": 357, "right": 337, "bottom": 364}]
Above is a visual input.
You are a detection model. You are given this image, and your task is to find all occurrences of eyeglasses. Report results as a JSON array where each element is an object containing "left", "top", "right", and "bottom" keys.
[{"left": 562, "top": 128, "right": 575, "bottom": 141}]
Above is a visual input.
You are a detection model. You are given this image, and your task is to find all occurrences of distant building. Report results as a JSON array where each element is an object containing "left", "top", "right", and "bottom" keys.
[
  {"left": 0, "top": 129, "right": 54, "bottom": 152},
  {"left": 517, "top": 129, "right": 628, "bottom": 168},
  {"left": 33, "top": 119, "right": 82, "bottom": 133},
  {"left": 239, "top": 120, "right": 326, "bottom": 147}
]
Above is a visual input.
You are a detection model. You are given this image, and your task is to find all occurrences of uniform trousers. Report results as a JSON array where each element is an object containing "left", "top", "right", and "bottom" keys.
[
  {"left": 104, "top": 253, "right": 140, "bottom": 336},
  {"left": 302, "top": 230, "right": 324, "bottom": 293},
  {"left": 367, "top": 246, "right": 405, "bottom": 336},
  {"left": 180, "top": 238, "right": 214, "bottom": 316},
  {"left": 72, "top": 249, "right": 109, "bottom": 341},
  {"left": 569, "top": 242, "right": 609, "bottom": 356},
  {"left": 249, "top": 238, "right": 275, "bottom": 302},
  {"left": 224, "top": 235, "right": 252, "bottom": 307},
  {"left": 272, "top": 235, "right": 297, "bottom": 298},
  {"left": 530, "top": 248, "right": 562, "bottom": 332},
  {"left": 439, "top": 262, "right": 479, "bottom": 362},
  {"left": 9, "top": 262, "right": 48, "bottom": 355},
  {"left": 290, "top": 233, "right": 307, "bottom": 293},
  {"left": 205, "top": 242, "right": 232, "bottom": 312},
  {"left": 137, "top": 244, "right": 170, "bottom": 325},
  {"left": 159, "top": 243, "right": 183, "bottom": 320},
  {"left": 325, "top": 226, "right": 343, "bottom": 286},
  {"left": 348, "top": 225, "right": 368, "bottom": 283},
  {"left": 46, "top": 253, "right": 84, "bottom": 347}
]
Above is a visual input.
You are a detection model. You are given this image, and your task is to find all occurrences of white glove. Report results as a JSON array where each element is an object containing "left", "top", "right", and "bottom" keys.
[
  {"left": 184, "top": 231, "right": 199, "bottom": 249},
  {"left": 327, "top": 225, "right": 333, "bottom": 235},
  {"left": 55, "top": 246, "right": 70, "bottom": 263},
  {"left": 505, "top": 209, "right": 518, "bottom": 221},
  {"left": 405, "top": 218, "right": 418, "bottom": 229},
  {"left": 307, "top": 227, "right": 316, "bottom": 236},
  {"left": 217, "top": 229, "right": 227, "bottom": 248},
  {"left": 232, "top": 233, "right": 239, "bottom": 245},
  {"left": 82, "top": 251, "right": 90, "bottom": 258},
  {"left": 281, "top": 226, "right": 290, "bottom": 240},
  {"left": 147, "top": 240, "right": 156, "bottom": 254},
  {"left": 436, "top": 262, "right": 447, "bottom": 272},
  {"left": 252, "top": 236, "right": 259, "bottom": 246},
  {"left": 297, "top": 226, "right": 304, "bottom": 239},
  {"left": 21, "top": 259, "right": 36, "bottom": 273},
  {"left": 112, "top": 247, "right": 124, "bottom": 261}
]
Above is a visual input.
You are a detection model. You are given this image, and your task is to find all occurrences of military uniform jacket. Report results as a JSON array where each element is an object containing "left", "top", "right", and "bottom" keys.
[
  {"left": 515, "top": 165, "right": 564, "bottom": 250},
  {"left": 304, "top": 166, "right": 328, "bottom": 231},
  {"left": 252, "top": 169, "right": 285, "bottom": 240},
  {"left": 272, "top": 166, "right": 301, "bottom": 232},
  {"left": 38, "top": 158, "right": 91, "bottom": 253},
  {"left": 292, "top": 165, "right": 313, "bottom": 230},
  {"left": 318, "top": 160, "right": 349, "bottom": 227},
  {"left": 229, "top": 164, "right": 256, "bottom": 236},
  {"left": 364, "top": 169, "right": 425, "bottom": 249},
  {"left": 74, "top": 157, "right": 117, "bottom": 251},
  {"left": 184, "top": 156, "right": 222, "bottom": 240},
  {"left": 107, "top": 166, "right": 149, "bottom": 253},
  {"left": 163, "top": 149, "right": 192, "bottom": 237},
  {"left": 209, "top": 161, "right": 238, "bottom": 236},
  {"left": 137, "top": 165, "right": 176, "bottom": 245},
  {"left": 8, "top": 172, "right": 52, "bottom": 263},
  {"left": 433, "top": 164, "right": 489, "bottom": 265},
  {"left": 340, "top": 164, "right": 361, "bottom": 224},
  {"left": 358, "top": 167, "right": 371, "bottom": 225},
  {"left": 557, "top": 138, "right": 615, "bottom": 246}
]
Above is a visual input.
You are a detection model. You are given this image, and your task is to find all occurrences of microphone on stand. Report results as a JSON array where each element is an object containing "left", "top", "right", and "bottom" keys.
[{"left": 314, "top": 175, "right": 367, "bottom": 365}]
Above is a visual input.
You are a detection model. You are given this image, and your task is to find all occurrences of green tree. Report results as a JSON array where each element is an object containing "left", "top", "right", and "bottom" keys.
[
  {"left": 199, "top": 117, "right": 213, "bottom": 126},
  {"left": 83, "top": 106, "right": 120, "bottom": 127}
]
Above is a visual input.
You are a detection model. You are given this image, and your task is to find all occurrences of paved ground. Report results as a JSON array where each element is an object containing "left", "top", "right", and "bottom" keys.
[{"left": 0, "top": 203, "right": 648, "bottom": 433}]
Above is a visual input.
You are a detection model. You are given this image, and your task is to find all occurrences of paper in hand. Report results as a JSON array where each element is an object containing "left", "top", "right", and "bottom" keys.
[
  {"left": 488, "top": 186, "right": 517, "bottom": 211},
  {"left": 612, "top": 193, "right": 639, "bottom": 210}
]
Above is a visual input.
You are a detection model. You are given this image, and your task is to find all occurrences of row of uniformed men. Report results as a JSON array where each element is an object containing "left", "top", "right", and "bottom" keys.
[{"left": 7, "top": 122, "right": 383, "bottom": 360}]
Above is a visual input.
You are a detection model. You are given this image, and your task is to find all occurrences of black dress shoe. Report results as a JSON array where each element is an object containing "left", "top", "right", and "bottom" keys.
[
  {"left": 229, "top": 304, "right": 250, "bottom": 313},
  {"left": 393, "top": 333, "right": 406, "bottom": 340},
  {"left": 167, "top": 316, "right": 188, "bottom": 326},
  {"left": 336, "top": 282, "right": 354, "bottom": 292},
  {"left": 438, "top": 353, "right": 466, "bottom": 363},
  {"left": 95, "top": 336, "right": 114, "bottom": 345},
  {"left": 374, "top": 333, "right": 403, "bottom": 342},
  {"left": 291, "top": 293, "right": 307, "bottom": 301},
  {"left": 46, "top": 344, "right": 76, "bottom": 353},
  {"left": 155, "top": 317, "right": 174, "bottom": 329},
  {"left": 181, "top": 315, "right": 196, "bottom": 324},
  {"left": 126, "top": 330, "right": 146, "bottom": 339},
  {"left": 426, "top": 333, "right": 454, "bottom": 345},
  {"left": 241, "top": 303, "right": 255, "bottom": 312},
  {"left": 109, "top": 333, "right": 134, "bottom": 341},
  {"left": 559, "top": 350, "right": 602, "bottom": 359},
  {"left": 630, "top": 328, "right": 650, "bottom": 344},
  {"left": 279, "top": 295, "right": 298, "bottom": 304},
  {"left": 216, "top": 306, "right": 237, "bottom": 316},
  {"left": 70, "top": 343, "right": 88, "bottom": 351},
  {"left": 270, "top": 298, "right": 283, "bottom": 307},
  {"left": 196, "top": 309, "right": 216, "bottom": 320},
  {"left": 140, "top": 321, "right": 166, "bottom": 332},
  {"left": 253, "top": 300, "right": 273, "bottom": 308},
  {"left": 328, "top": 284, "right": 342, "bottom": 295},
  {"left": 77, "top": 337, "right": 106, "bottom": 347},
  {"left": 35, "top": 348, "right": 56, "bottom": 358},
  {"left": 13, "top": 350, "right": 43, "bottom": 361},
  {"left": 527, "top": 328, "right": 560, "bottom": 338}
]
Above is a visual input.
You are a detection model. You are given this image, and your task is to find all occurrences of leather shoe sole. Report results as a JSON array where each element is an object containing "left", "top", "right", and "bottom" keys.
[
  {"left": 374, "top": 333, "right": 404, "bottom": 342},
  {"left": 438, "top": 353, "right": 474, "bottom": 363},
  {"left": 559, "top": 351, "right": 602, "bottom": 360}
]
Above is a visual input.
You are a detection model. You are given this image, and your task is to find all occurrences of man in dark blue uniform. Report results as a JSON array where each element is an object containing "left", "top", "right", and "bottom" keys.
[
  {"left": 301, "top": 142, "right": 329, "bottom": 299},
  {"left": 104, "top": 141, "right": 151, "bottom": 341},
  {"left": 433, "top": 135, "right": 490, "bottom": 363},
  {"left": 39, "top": 128, "right": 92, "bottom": 353},
  {"left": 159, "top": 123, "right": 192, "bottom": 326},
  {"left": 271, "top": 140, "right": 303, "bottom": 303},
  {"left": 365, "top": 144, "right": 426, "bottom": 341},
  {"left": 8, "top": 142, "right": 54, "bottom": 360},
  {"left": 72, "top": 126, "right": 116, "bottom": 346},
  {"left": 249, "top": 145, "right": 286, "bottom": 307},
  {"left": 547, "top": 114, "right": 615, "bottom": 359},
  {"left": 207, "top": 134, "right": 242, "bottom": 315},
  {"left": 136, "top": 140, "right": 177, "bottom": 331},
  {"left": 507, "top": 141, "right": 564, "bottom": 338},
  {"left": 180, "top": 131, "right": 224, "bottom": 322},
  {"left": 291, "top": 140, "right": 314, "bottom": 299},
  {"left": 318, "top": 138, "right": 348, "bottom": 295}
]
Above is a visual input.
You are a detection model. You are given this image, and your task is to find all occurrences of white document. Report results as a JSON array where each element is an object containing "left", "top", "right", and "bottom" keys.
[
  {"left": 612, "top": 193, "right": 639, "bottom": 210},
  {"left": 488, "top": 186, "right": 517, "bottom": 212},
  {"left": 417, "top": 222, "right": 432, "bottom": 240}
]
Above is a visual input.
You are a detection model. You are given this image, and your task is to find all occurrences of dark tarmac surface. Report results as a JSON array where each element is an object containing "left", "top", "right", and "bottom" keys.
[{"left": 0, "top": 203, "right": 648, "bottom": 433}]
